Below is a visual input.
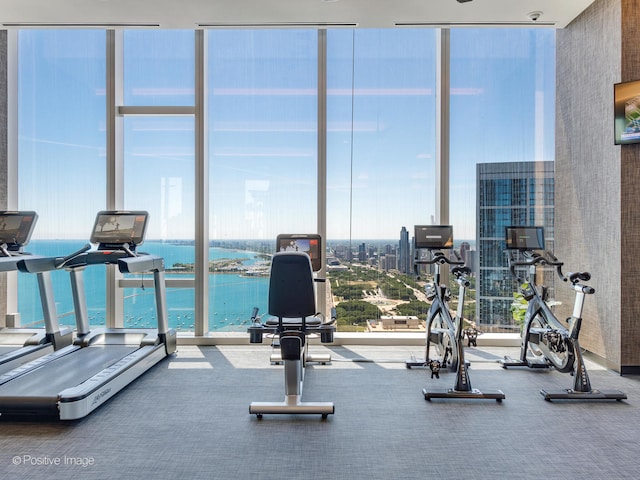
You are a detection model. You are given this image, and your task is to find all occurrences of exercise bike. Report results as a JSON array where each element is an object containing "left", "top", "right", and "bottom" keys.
[
  {"left": 247, "top": 235, "right": 336, "bottom": 418},
  {"left": 406, "top": 225, "right": 504, "bottom": 402},
  {"left": 499, "top": 226, "right": 626, "bottom": 401}
]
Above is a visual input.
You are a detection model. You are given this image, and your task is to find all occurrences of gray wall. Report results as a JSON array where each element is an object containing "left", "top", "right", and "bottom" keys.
[
  {"left": 0, "top": 31, "right": 7, "bottom": 324},
  {"left": 619, "top": 0, "right": 640, "bottom": 372},
  {"left": 557, "top": 0, "right": 640, "bottom": 373}
]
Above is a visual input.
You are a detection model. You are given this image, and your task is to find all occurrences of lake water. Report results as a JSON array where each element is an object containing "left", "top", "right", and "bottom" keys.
[{"left": 16, "top": 240, "right": 269, "bottom": 332}]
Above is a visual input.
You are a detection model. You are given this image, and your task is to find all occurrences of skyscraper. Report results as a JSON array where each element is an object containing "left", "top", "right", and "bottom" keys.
[
  {"left": 459, "top": 241, "right": 471, "bottom": 263},
  {"left": 398, "top": 226, "right": 411, "bottom": 274},
  {"left": 476, "top": 161, "right": 554, "bottom": 332},
  {"left": 358, "top": 242, "right": 366, "bottom": 262}
]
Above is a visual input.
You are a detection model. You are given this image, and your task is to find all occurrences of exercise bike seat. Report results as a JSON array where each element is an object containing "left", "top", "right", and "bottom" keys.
[
  {"left": 248, "top": 248, "right": 335, "bottom": 417},
  {"left": 268, "top": 251, "right": 317, "bottom": 323}
]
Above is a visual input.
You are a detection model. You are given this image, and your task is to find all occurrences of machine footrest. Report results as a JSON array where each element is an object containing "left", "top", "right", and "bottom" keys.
[
  {"left": 270, "top": 352, "right": 331, "bottom": 365},
  {"left": 249, "top": 399, "right": 335, "bottom": 418},
  {"left": 499, "top": 355, "right": 550, "bottom": 369},
  {"left": 405, "top": 359, "right": 427, "bottom": 369}
]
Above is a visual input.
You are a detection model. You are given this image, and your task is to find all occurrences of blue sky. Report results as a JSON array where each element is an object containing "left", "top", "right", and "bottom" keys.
[{"left": 17, "top": 28, "right": 555, "bottom": 243}]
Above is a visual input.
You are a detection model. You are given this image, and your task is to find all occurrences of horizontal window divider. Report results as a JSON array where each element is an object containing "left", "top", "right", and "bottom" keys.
[
  {"left": 2, "top": 23, "right": 161, "bottom": 28},
  {"left": 395, "top": 21, "right": 556, "bottom": 27},
  {"left": 117, "top": 106, "right": 195, "bottom": 116},
  {"left": 197, "top": 22, "right": 358, "bottom": 29},
  {"left": 119, "top": 278, "right": 195, "bottom": 289}
]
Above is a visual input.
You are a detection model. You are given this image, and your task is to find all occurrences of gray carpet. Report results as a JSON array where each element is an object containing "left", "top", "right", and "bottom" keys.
[{"left": 0, "top": 344, "right": 638, "bottom": 480}]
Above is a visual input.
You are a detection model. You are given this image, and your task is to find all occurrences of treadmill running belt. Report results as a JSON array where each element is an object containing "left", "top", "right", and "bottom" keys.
[{"left": 0, "top": 345, "right": 138, "bottom": 416}]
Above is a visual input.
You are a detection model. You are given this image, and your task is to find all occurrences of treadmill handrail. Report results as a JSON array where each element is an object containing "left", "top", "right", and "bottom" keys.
[
  {"left": 17, "top": 244, "right": 92, "bottom": 273},
  {"left": 17, "top": 245, "right": 165, "bottom": 273},
  {"left": 0, "top": 255, "right": 27, "bottom": 272}
]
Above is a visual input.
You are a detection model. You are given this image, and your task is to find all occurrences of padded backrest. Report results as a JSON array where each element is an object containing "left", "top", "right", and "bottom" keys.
[{"left": 268, "top": 251, "right": 316, "bottom": 318}]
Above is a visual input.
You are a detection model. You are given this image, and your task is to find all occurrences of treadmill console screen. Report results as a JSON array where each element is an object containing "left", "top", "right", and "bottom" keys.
[
  {"left": 414, "top": 225, "right": 453, "bottom": 249},
  {"left": 0, "top": 211, "right": 38, "bottom": 252},
  {"left": 276, "top": 234, "right": 322, "bottom": 272},
  {"left": 90, "top": 211, "right": 149, "bottom": 248},
  {"left": 505, "top": 226, "right": 545, "bottom": 251}
]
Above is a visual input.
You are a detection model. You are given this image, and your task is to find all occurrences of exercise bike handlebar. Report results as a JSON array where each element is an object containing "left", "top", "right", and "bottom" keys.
[
  {"left": 564, "top": 273, "right": 595, "bottom": 294},
  {"left": 509, "top": 251, "right": 594, "bottom": 293},
  {"left": 413, "top": 249, "right": 465, "bottom": 276},
  {"left": 249, "top": 306, "right": 337, "bottom": 328},
  {"left": 566, "top": 271, "right": 591, "bottom": 283},
  {"left": 509, "top": 250, "right": 565, "bottom": 283},
  {"left": 538, "top": 252, "right": 593, "bottom": 288}
]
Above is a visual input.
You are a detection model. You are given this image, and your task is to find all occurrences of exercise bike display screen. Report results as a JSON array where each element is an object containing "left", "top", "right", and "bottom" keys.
[
  {"left": 414, "top": 225, "right": 453, "bottom": 249},
  {"left": 276, "top": 234, "right": 321, "bottom": 272},
  {"left": 505, "top": 226, "right": 545, "bottom": 250},
  {"left": 90, "top": 211, "right": 149, "bottom": 248},
  {"left": 0, "top": 211, "right": 38, "bottom": 252}
]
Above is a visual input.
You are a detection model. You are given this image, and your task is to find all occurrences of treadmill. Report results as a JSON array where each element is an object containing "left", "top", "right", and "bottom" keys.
[
  {"left": 0, "top": 210, "right": 176, "bottom": 420},
  {"left": 0, "top": 211, "right": 72, "bottom": 376}
]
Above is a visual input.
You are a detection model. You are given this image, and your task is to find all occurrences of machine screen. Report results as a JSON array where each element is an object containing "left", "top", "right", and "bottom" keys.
[
  {"left": 0, "top": 211, "right": 38, "bottom": 251},
  {"left": 414, "top": 225, "right": 453, "bottom": 249},
  {"left": 276, "top": 234, "right": 322, "bottom": 272},
  {"left": 90, "top": 211, "right": 149, "bottom": 247},
  {"left": 505, "top": 226, "right": 545, "bottom": 250}
]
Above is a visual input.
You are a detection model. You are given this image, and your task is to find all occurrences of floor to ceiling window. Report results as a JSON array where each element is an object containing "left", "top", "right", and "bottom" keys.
[
  {"left": 11, "top": 27, "right": 556, "bottom": 337},
  {"left": 325, "top": 28, "right": 437, "bottom": 331},
  {"left": 449, "top": 28, "right": 556, "bottom": 331},
  {"left": 121, "top": 30, "right": 196, "bottom": 332},
  {"left": 17, "top": 30, "right": 106, "bottom": 328},
  {"left": 208, "top": 29, "right": 318, "bottom": 328}
]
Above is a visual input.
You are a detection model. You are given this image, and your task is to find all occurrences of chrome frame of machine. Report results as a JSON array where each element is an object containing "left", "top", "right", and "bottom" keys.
[
  {"left": 0, "top": 211, "right": 176, "bottom": 420},
  {"left": 407, "top": 225, "right": 504, "bottom": 402},
  {"left": 247, "top": 236, "right": 335, "bottom": 419},
  {"left": 500, "top": 225, "right": 625, "bottom": 401},
  {"left": 0, "top": 211, "right": 73, "bottom": 376}
]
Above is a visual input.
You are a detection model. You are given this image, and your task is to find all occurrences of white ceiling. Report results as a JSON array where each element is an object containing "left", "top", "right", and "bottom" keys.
[{"left": 0, "top": 0, "right": 596, "bottom": 30}]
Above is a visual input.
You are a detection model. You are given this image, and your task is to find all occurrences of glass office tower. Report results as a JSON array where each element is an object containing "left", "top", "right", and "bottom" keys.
[{"left": 476, "top": 161, "right": 554, "bottom": 332}]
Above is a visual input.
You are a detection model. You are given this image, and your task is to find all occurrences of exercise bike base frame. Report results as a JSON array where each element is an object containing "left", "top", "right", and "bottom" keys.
[
  {"left": 499, "top": 355, "right": 551, "bottom": 369},
  {"left": 423, "top": 387, "right": 505, "bottom": 402},
  {"left": 247, "top": 291, "right": 335, "bottom": 419},
  {"left": 405, "top": 358, "right": 470, "bottom": 370},
  {"left": 412, "top": 243, "right": 505, "bottom": 402},
  {"left": 540, "top": 388, "right": 626, "bottom": 402},
  {"left": 248, "top": 337, "right": 335, "bottom": 418},
  {"left": 250, "top": 398, "right": 335, "bottom": 419}
]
